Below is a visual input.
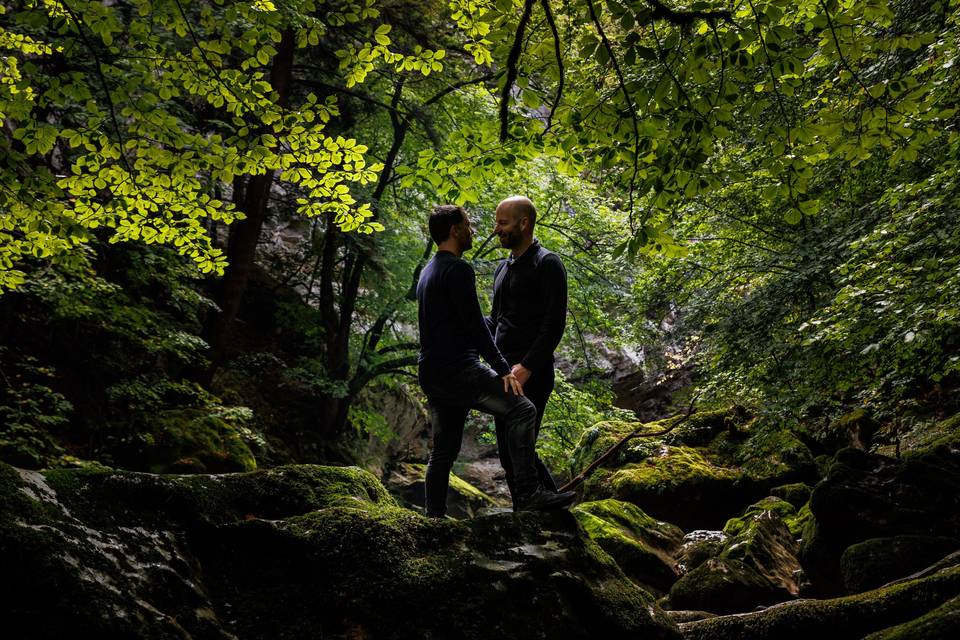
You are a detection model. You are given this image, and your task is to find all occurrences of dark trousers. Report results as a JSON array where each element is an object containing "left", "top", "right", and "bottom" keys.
[
  {"left": 495, "top": 367, "right": 557, "bottom": 502},
  {"left": 419, "top": 361, "right": 539, "bottom": 517}
]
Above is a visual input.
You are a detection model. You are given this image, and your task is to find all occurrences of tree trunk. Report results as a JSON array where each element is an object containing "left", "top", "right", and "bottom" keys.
[{"left": 203, "top": 30, "right": 296, "bottom": 375}]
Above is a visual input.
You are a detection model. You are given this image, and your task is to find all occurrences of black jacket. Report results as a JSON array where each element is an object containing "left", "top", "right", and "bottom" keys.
[
  {"left": 487, "top": 241, "right": 567, "bottom": 371},
  {"left": 417, "top": 251, "right": 510, "bottom": 381}
]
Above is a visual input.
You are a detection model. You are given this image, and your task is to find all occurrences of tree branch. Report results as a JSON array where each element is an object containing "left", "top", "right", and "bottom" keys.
[
  {"left": 500, "top": 0, "right": 537, "bottom": 141},
  {"left": 559, "top": 394, "right": 700, "bottom": 493},
  {"left": 540, "top": 0, "right": 564, "bottom": 134}
]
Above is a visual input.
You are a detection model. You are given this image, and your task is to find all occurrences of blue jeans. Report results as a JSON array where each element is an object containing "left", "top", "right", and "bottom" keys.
[{"left": 419, "top": 361, "right": 539, "bottom": 517}]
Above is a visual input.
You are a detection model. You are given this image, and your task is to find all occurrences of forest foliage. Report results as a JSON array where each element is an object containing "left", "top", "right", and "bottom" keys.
[{"left": 1, "top": 0, "right": 958, "bottom": 469}]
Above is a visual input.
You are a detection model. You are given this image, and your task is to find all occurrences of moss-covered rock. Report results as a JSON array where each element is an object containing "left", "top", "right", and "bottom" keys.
[
  {"left": 680, "top": 564, "right": 960, "bottom": 640},
  {"left": 799, "top": 446, "right": 960, "bottom": 595},
  {"left": 573, "top": 498, "right": 684, "bottom": 593},
  {"left": 585, "top": 444, "right": 742, "bottom": 530},
  {"left": 114, "top": 408, "right": 258, "bottom": 474},
  {"left": 723, "top": 496, "right": 796, "bottom": 537},
  {"left": 676, "top": 529, "right": 727, "bottom": 575},
  {"left": 386, "top": 461, "right": 498, "bottom": 518},
  {"left": 770, "top": 482, "right": 813, "bottom": 509},
  {"left": 0, "top": 461, "right": 682, "bottom": 639},
  {"left": 841, "top": 535, "right": 960, "bottom": 594},
  {"left": 669, "top": 510, "right": 801, "bottom": 614},
  {"left": 862, "top": 594, "right": 960, "bottom": 639},
  {"left": 572, "top": 410, "right": 815, "bottom": 530}
]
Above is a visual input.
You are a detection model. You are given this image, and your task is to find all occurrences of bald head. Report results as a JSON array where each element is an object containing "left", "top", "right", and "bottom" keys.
[
  {"left": 496, "top": 196, "right": 537, "bottom": 230},
  {"left": 494, "top": 196, "right": 537, "bottom": 255}
]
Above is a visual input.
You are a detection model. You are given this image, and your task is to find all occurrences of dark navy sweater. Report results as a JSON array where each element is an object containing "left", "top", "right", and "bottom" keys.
[{"left": 417, "top": 251, "right": 510, "bottom": 381}]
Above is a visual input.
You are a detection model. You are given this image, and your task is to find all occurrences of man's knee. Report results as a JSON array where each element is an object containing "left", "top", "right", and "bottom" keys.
[
  {"left": 428, "top": 447, "right": 458, "bottom": 468},
  {"left": 506, "top": 397, "right": 537, "bottom": 427}
]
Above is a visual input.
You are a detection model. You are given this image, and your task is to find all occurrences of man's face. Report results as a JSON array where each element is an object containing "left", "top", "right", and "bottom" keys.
[
  {"left": 494, "top": 206, "right": 524, "bottom": 250},
  {"left": 456, "top": 213, "right": 475, "bottom": 251}
]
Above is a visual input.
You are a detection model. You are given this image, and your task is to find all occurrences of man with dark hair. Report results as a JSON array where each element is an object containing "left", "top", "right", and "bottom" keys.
[
  {"left": 417, "top": 204, "right": 576, "bottom": 516},
  {"left": 488, "top": 196, "right": 567, "bottom": 504}
]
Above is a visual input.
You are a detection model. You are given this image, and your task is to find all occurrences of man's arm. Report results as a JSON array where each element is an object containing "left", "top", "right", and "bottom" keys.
[
  {"left": 520, "top": 254, "right": 567, "bottom": 370},
  {"left": 448, "top": 261, "right": 511, "bottom": 377},
  {"left": 485, "top": 260, "right": 505, "bottom": 335}
]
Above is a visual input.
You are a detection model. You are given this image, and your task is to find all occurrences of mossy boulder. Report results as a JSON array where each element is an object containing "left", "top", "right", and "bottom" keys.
[
  {"left": 386, "top": 461, "right": 498, "bottom": 518},
  {"left": 863, "top": 594, "right": 960, "bottom": 639},
  {"left": 770, "top": 482, "right": 813, "bottom": 509},
  {"left": 114, "top": 408, "right": 258, "bottom": 474},
  {"left": 680, "top": 564, "right": 960, "bottom": 640},
  {"left": 669, "top": 509, "right": 801, "bottom": 614},
  {"left": 841, "top": 535, "right": 960, "bottom": 594},
  {"left": 723, "top": 496, "right": 796, "bottom": 537},
  {"left": 676, "top": 529, "right": 727, "bottom": 575},
  {"left": 573, "top": 411, "right": 815, "bottom": 530},
  {"left": 799, "top": 446, "right": 960, "bottom": 595},
  {"left": 573, "top": 498, "right": 684, "bottom": 593},
  {"left": 589, "top": 445, "right": 741, "bottom": 530},
  {"left": 0, "top": 461, "right": 681, "bottom": 639}
]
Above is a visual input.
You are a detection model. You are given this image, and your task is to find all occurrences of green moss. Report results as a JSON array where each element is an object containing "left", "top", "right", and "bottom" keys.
[
  {"left": 574, "top": 499, "right": 683, "bottom": 592},
  {"left": 400, "top": 462, "right": 494, "bottom": 505},
  {"left": 770, "top": 482, "right": 813, "bottom": 509},
  {"left": 737, "top": 427, "right": 814, "bottom": 483},
  {"left": 723, "top": 496, "right": 796, "bottom": 537},
  {"left": 784, "top": 502, "right": 813, "bottom": 538},
  {"left": 841, "top": 535, "right": 960, "bottom": 594},
  {"left": 681, "top": 565, "right": 960, "bottom": 640},
  {"left": 863, "top": 594, "right": 960, "bottom": 639},
  {"left": 609, "top": 446, "right": 740, "bottom": 496},
  {"left": 111, "top": 408, "right": 258, "bottom": 474},
  {"left": 572, "top": 408, "right": 747, "bottom": 474}
]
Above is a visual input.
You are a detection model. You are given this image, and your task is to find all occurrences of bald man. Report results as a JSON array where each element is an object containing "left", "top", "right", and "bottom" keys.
[{"left": 487, "top": 196, "right": 568, "bottom": 503}]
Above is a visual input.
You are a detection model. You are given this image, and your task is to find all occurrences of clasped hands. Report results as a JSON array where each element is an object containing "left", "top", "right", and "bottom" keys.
[{"left": 501, "top": 363, "right": 532, "bottom": 395}]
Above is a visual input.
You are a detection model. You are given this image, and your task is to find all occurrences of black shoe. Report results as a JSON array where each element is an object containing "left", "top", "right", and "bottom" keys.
[{"left": 515, "top": 488, "right": 577, "bottom": 512}]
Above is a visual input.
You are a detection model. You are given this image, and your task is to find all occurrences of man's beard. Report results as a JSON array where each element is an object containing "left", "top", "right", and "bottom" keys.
[{"left": 499, "top": 229, "right": 522, "bottom": 249}]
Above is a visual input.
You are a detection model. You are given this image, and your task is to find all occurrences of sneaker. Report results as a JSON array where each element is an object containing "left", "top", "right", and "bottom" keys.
[{"left": 514, "top": 488, "right": 577, "bottom": 512}]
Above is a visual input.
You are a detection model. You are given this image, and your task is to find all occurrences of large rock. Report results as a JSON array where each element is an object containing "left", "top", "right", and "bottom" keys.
[
  {"left": 386, "top": 461, "right": 499, "bottom": 518},
  {"left": 0, "top": 461, "right": 681, "bottom": 639},
  {"left": 863, "top": 594, "right": 960, "bottom": 639},
  {"left": 573, "top": 498, "right": 684, "bottom": 593},
  {"left": 573, "top": 410, "right": 815, "bottom": 530},
  {"left": 841, "top": 535, "right": 960, "bottom": 594},
  {"left": 680, "top": 562, "right": 960, "bottom": 640},
  {"left": 669, "top": 509, "right": 802, "bottom": 614},
  {"left": 799, "top": 446, "right": 960, "bottom": 594},
  {"left": 675, "top": 529, "right": 727, "bottom": 575},
  {"left": 113, "top": 408, "right": 259, "bottom": 474}
]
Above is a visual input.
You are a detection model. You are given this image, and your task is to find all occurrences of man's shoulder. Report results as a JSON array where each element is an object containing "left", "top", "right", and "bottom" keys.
[
  {"left": 533, "top": 245, "right": 565, "bottom": 271},
  {"left": 443, "top": 255, "right": 475, "bottom": 280}
]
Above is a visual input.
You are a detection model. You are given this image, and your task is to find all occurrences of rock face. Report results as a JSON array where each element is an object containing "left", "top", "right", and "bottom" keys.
[
  {"left": 680, "top": 563, "right": 960, "bottom": 640},
  {"left": 799, "top": 445, "right": 960, "bottom": 594},
  {"left": 573, "top": 499, "right": 684, "bottom": 593},
  {"left": 669, "top": 509, "right": 802, "bottom": 614},
  {"left": 0, "top": 461, "right": 681, "bottom": 640}
]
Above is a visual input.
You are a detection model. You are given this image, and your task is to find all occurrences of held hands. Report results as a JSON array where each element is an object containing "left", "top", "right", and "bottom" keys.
[
  {"left": 511, "top": 363, "right": 532, "bottom": 386},
  {"left": 502, "top": 372, "right": 524, "bottom": 396}
]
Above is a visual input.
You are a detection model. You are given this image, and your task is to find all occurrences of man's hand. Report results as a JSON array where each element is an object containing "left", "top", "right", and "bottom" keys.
[
  {"left": 511, "top": 363, "right": 532, "bottom": 386},
  {"left": 502, "top": 372, "right": 524, "bottom": 396}
]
